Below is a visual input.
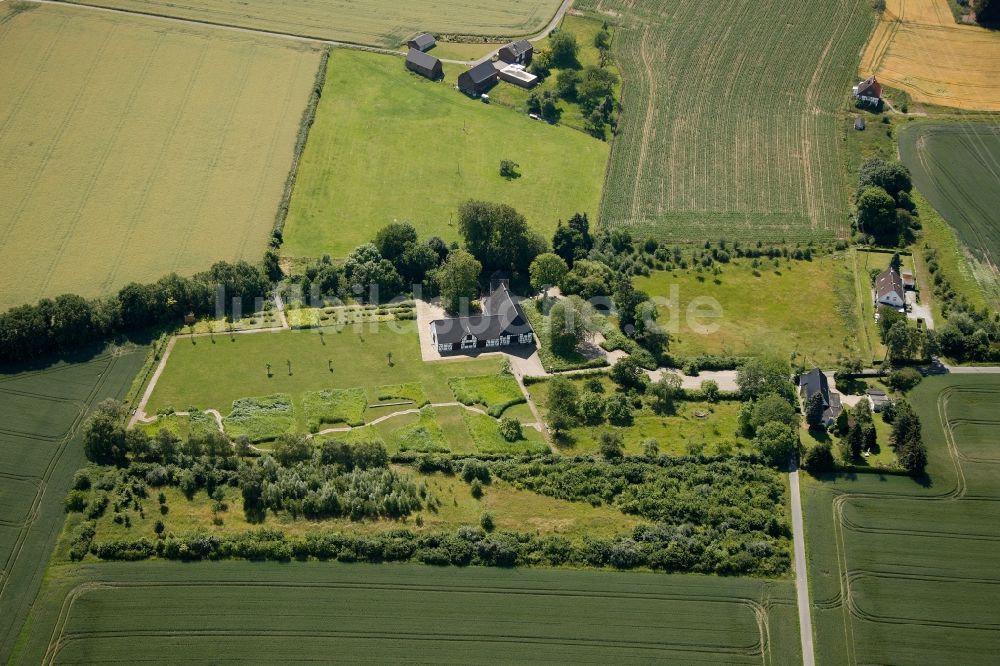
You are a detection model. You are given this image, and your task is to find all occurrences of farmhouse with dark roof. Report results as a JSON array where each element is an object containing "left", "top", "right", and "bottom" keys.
[
  {"left": 875, "top": 268, "right": 905, "bottom": 309},
  {"left": 799, "top": 368, "right": 842, "bottom": 427},
  {"left": 457, "top": 60, "right": 499, "bottom": 96},
  {"left": 498, "top": 40, "right": 534, "bottom": 65},
  {"left": 853, "top": 75, "right": 882, "bottom": 106},
  {"left": 408, "top": 33, "right": 436, "bottom": 52},
  {"left": 430, "top": 283, "right": 534, "bottom": 353},
  {"left": 405, "top": 48, "right": 443, "bottom": 80}
]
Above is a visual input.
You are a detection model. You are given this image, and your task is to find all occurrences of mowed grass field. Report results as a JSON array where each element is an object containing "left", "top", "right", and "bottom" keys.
[
  {"left": 804, "top": 374, "right": 1000, "bottom": 665},
  {"left": 860, "top": 0, "right": 1000, "bottom": 110},
  {"left": 65, "top": 0, "right": 563, "bottom": 47},
  {"left": 898, "top": 122, "right": 1000, "bottom": 299},
  {"left": 145, "top": 322, "right": 503, "bottom": 414},
  {"left": 0, "top": 348, "right": 147, "bottom": 662},
  {"left": 579, "top": 0, "right": 874, "bottom": 242},
  {"left": 0, "top": 3, "right": 320, "bottom": 311},
  {"left": 12, "top": 561, "right": 802, "bottom": 665},
  {"left": 633, "top": 254, "right": 863, "bottom": 366},
  {"left": 281, "top": 50, "right": 609, "bottom": 258}
]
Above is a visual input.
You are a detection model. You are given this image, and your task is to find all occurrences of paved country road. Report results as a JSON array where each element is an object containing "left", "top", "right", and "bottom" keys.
[{"left": 789, "top": 461, "right": 816, "bottom": 666}]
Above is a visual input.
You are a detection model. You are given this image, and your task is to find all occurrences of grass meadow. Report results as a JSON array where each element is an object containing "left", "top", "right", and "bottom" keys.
[
  {"left": 899, "top": 122, "right": 1000, "bottom": 305},
  {"left": 804, "top": 374, "right": 1000, "bottom": 665},
  {"left": 634, "top": 254, "right": 864, "bottom": 367},
  {"left": 281, "top": 49, "right": 609, "bottom": 258},
  {"left": 579, "top": 0, "right": 874, "bottom": 242},
  {"left": 0, "top": 3, "right": 321, "bottom": 311},
  {"left": 0, "top": 347, "right": 147, "bottom": 662},
  {"left": 65, "top": 0, "right": 564, "bottom": 47},
  {"left": 13, "top": 561, "right": 801, "bottom": 664}
]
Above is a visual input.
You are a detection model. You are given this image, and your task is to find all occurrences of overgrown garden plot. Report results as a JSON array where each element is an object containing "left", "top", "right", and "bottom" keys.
[
  {"left": 12, "top": 561, "right": 801, "bottom": 664},
  {"left": 281, "top": 50, "right": 609, "bottom": 258},
  {"left": 804, "top": 375, "right": 1000, "bottom": 665},
  {"left": 65, "top": 0, "right": 563, "bottom": 47},
  {"left": 0, "top": 3, "right": 320, "bottom": 311},
  {"left": 0, "top": 347, "right": 147, "bottom": 662},
  {"left": 580, "top": 0, "right": 874, "bottom": 242},
  {"left": 898, "top": 122, "right": 1000, "bottom": 302}
]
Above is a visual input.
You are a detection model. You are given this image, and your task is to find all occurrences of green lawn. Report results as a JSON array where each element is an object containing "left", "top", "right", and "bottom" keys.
[
  {"left": 281, "top": 49, "right": 609, "bottom": 258},
  {"left": 634, "top": 254, "right": 863, "bottom": 367},
  {"left": 146, "top": 323, "right": 504, "bottom": 415}
]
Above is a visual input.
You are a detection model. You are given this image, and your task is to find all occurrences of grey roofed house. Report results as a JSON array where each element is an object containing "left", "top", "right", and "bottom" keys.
[
  {"left": 408, "top": 32, "right": 436, "bottom": 52},
  {"left": 430, "top": 282, "right": 534, "bottom": 353},
  {"left": 405, "top": 48, "right": 443, "bottom": 80},
  {"left": 799, "top": 368, "right": 842, "bottom": 425},
  {"left": 498, "top": 39, "right": 534, "bottom": 65},
  {"left": 875, "top": 268, "right": 905, "bottom": 308},
  {"left": 867, "top": 389, "right": 890, "bottom": 412},
  {"left": 457, "top": 60, "right": 499, "bottom": 96}
]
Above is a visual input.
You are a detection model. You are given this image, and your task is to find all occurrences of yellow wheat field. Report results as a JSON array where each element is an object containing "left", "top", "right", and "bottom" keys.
[
  {"left": 0, "top": 3, "right": 320, "bottom": 311},
  {"left": 860, "top": 0, "right": 1000, "bottom": 110}
]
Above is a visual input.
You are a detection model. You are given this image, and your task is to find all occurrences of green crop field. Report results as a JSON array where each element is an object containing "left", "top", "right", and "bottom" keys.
[
  {"left": 65, "top": 0, "right": 563, "bottom": 47},
  {"left": 634, "top": 253, "right": 863, "bottom": 367},
  {"left": 0, "top": 3, "right": 321, "bottom": 311},
  {"left": 804, "top": 374, "right": 1000, "bottom": 665},
  {"left": 281, "top": 50, "right": 609, "bottom": 258},
  {"left": 898, "top": 122, "right": 1000, "bottom": 295},
  {"left": 579, "top": 0, "right": 874, "bottom": 242},
  {"left": 10, "top": 560, "right": 801, "bottom": 664},
  {"left": 0, "top": 347, "right": 147, "bottom": 662}
]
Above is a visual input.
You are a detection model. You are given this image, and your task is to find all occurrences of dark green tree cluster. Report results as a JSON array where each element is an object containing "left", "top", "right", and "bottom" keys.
[
  {"left": 887, "top": 400, "right": 928, "bottom": 475},
  {"left": 735, "top": 358, "right": 799, "bottom": 466},
  {"left": 854, "top": 158, "right": 916, "bottom": 246},
  {"left": 0, "top": 259, "right": 270, "bottom": 364},
  {"left": 838, "top": 401, "right": 877, "bottom": 464},
  {"left": 551, "top": 213, "right": 593, "bottom": 265},
  {"left": 457, "top": 200, "right": 546, "bottom": 274},
  {"left": 923, "top": 247, "right": 999, "bottom": 361},
  {"left": 974, "top": 0, "right": 1000, "bottom": 24}
]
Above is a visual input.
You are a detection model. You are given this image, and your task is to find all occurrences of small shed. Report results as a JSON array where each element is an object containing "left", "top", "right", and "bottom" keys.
[
  {"left": 457, "top": 60, "right": 499, "bottom": 96},
  {"left": 854, "top": 117, "right": 866, "bottom": 131},
  {"left": 867, "top": 389, "right": 890, "bottom": 413},
  {"left": 498, "top": 39, "right": 534, "bottom": 65},
  {"left": 408, "top": 32, "right": 436, "bottom": 52},
  {"left": 405, "top": 48, "right": 443, "bottom": 80}
]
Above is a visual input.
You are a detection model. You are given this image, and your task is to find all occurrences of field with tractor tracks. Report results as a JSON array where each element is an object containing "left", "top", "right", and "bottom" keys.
[
  {"left": 11, "top": 560, "right": 802, "bottom": 665},
  {"left": 859, "top": 0, "right": 1000, "bottom": 110},
  {"left": 62, "top": 0, "right": 564, "bottom": 47},
  {"left": 898, "top": 122, "right": 1000, "bottom": 303},
  {"left": 0, "top": 2, "right": 320, "bottom": 311},
  {"left": 803, "top": 374, "right": 1000, "bottom": 665},
  {"left": 0, "top": 346, "right": 147, "bottom": 663},
  {"left": 579, "top": 0, "right": 874, "bottom": 242}
]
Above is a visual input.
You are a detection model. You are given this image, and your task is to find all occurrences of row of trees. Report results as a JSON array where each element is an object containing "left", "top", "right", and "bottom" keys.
[{"left": 0, "top": 259, "right": 271, "bottom": 364}]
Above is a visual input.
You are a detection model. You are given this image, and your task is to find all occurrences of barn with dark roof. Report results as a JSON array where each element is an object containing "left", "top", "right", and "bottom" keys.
[
  {"left": 457, "top": 60, "right": 498, "bottom": 96},
  {"left": 408, "top": 32, "right": 436, "bottom": 52},
  {"left": 405, "top": 48, "right": 443, "bottom": 80}
]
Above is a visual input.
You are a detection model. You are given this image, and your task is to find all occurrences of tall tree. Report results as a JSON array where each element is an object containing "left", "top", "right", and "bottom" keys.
[
  {"left": 457, "top": 200, "right": 546, "bottom": 273},
  {"left": 856, "top": 186, "right": 898, "bottom": 242},
  {"left": 529, "top": 253, "right": 569, "bottom": 298},
  {"left": 805, "top": 391, "right": 826, "bottom": 428},
  {"left": 434, "top": 249, "right": 481, "bottom": 313},
  {"left": 374, "top": 222, "right": 418, "bottom": 262},
  {"left": 547, "top": 376, "right": 579, "bottom": 435}
]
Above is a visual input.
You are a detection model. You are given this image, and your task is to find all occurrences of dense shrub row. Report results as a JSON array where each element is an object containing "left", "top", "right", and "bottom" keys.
[{"left": 88, "top": 521, "right": 788, "bottom": 576}]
